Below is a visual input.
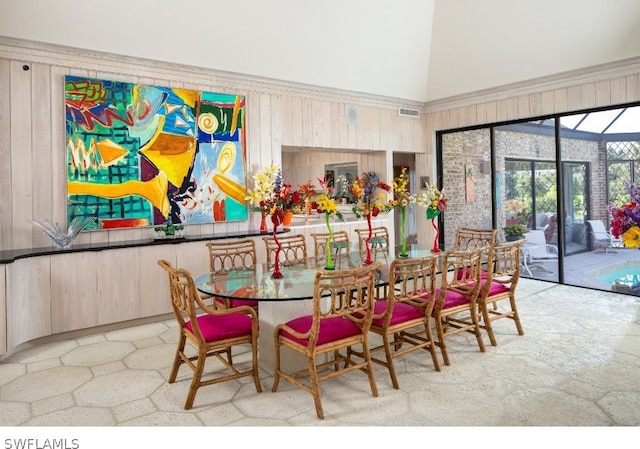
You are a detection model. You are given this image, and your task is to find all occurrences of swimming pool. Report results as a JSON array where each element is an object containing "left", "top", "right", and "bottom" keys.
[{"left": 589, "top": 261, "right": 640, "bottom": 287}]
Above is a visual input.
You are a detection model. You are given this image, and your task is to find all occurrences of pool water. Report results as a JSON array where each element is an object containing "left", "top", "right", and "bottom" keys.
[{"left": 592, "top": 261, "right": 640, "bottom": 286}]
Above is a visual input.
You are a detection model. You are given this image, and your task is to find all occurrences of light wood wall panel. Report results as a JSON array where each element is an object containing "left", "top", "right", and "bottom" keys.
[
  {"left": 0, "top": 265, "right": 5, "bottom": 354},
  {"left": 0, "top": 59, "right": 10, "bottom": 250},
  {"left": 10, "top": 60, "right": 33, "bottom": 249}
]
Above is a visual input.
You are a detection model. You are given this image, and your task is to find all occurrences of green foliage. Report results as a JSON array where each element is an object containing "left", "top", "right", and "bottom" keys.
[{"left": 503, "top": 224, "right": 529, "bottom": 236}]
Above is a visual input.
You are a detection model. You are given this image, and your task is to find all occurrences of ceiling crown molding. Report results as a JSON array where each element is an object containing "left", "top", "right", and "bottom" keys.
[
  {"left": 425, "top": 55, "right": 640, "bottom": 114},
  {"left": 0, "top": 36, "right": 425, "bottom": 112}
]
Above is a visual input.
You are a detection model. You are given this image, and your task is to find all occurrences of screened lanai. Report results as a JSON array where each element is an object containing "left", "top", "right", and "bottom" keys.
[{"left": 438, "top": 102, "right": 640, "bottom": 297}]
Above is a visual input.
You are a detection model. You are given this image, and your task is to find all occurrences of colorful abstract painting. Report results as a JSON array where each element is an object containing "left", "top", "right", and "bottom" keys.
[{"left": 65, "top": 75, "right": 248, "bottom": 229}]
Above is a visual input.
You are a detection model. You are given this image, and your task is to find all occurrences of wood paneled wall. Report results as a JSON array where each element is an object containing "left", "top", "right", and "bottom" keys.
[{"left": 0, "top": 37, "right": 426, "bottom": 252}]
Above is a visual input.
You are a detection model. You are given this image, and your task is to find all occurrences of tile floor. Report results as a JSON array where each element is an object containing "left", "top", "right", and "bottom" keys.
[{"left": 1, "top": 278, "right": 640, "bottom": 429}]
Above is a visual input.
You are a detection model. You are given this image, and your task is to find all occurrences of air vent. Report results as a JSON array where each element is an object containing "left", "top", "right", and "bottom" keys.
[
  {"left": 398, "top": 107, "right": 420, "bottom": 118},
  {"left": 345, "top": 104, "right": 360, "bottom": 125}
]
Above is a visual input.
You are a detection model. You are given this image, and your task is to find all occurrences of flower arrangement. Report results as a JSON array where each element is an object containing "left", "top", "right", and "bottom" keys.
[
  {"left": 245, "top": 164, "right": 304, "bottom": 222},
  {"left": 297, "top": 180, "right": 316, "bottom": 201},
  {"left": 245, "top": 163, "right": 279, "bottom": 214},
  {"left": 505, "top": 199, "right": 527, "bottom": 214},
  {"left": 297, "top": 179, "right": 317, "bottom": 215},
  {"left": 334, "top": 174, "right": 350, "bottom": 199},
  {"left": 608, "top": 181, "right": 640, "bottom": 248},
  {"left": 316, "top": 177, "right": 344, "bottom": 222},
  {"left": 316, "top": 176, "right": 344, "bottom": 269},
  {"left": 411, "top": 183, "right": 447, "bottom": 218},
  {"left": 384, "top": 167, "right": 411, "bottom": 212},
  {"left": 385, "top": 167, "right": 411, "bottom": 257},
  {"left": 350, "top": 172, "right": 391, "bottom": 218}
]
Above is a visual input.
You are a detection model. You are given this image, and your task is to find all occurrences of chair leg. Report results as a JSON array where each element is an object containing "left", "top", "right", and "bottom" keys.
[
  {"left": 271, "top": 336, "right": 282, "bottom": 392},
  {"left": 480, "top": 301, "right": 498, "bottom": 346},
  {"left": 251, "top": 338, "right": 262, "bottom": 393},
  {"left": 169, "top": 333, "right": 186, "bottom": 383},
  {"left": 184, "top": 349, "right": 206, "bottom": 410},
  {"left": 424, "top": 319, "right": 441, "bottom": 372},
  {"left": 360, "top": 338, "right": 379, "bottom": 398},
  {"left": 382, "top": 334, "right": 399, "bottom": 389},
  {"left": 510, "top": 294, "right": 525, "bottom": 336},
  {"left": 472, "top": 309, "right": 486, "bottom": 353},
  {"left": 307, "top": 357, "right": 324, "bottom": 419},
  {"left": 434, "top": 316, "right": 450, "bottom": 366}
]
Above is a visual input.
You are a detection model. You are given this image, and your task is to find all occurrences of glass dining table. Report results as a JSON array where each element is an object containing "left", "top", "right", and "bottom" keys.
[
  {"left": 194, "top": 244, "right": 454, "bottom": 374},
  {"left": 195, "top": 250, "right": 391, "bottom": 374}
]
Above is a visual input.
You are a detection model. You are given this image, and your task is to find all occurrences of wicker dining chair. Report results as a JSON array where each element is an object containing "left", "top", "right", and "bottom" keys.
[
  {"left": 349, "top": 255, "right": 441, "bottom": 389},
  {"left": 262, "top": 234, "right": 308, "bottom": 269},
  {"left": 355, "top": 226, "right": 389, "bottom": 262},
  {"left": 271, "top": 264, "right": 380, "bottom": 419},
  {"left": 476, "top": 239, "right": 524, "bottom": 346},
  {"left": 310, "top": 231, "right": 350, "bottom": 268},
  {"left": 455, "top": 227, "right": 497, "bottom": 250},
  {"left": 205, "top": 239, "right": 258, "bottom": 310},
  {"left": 157, "top": 259, "right": 262, "bottom": 409},
  {"left": 432, "top": 248, "right": 485, "bottom": 366}
]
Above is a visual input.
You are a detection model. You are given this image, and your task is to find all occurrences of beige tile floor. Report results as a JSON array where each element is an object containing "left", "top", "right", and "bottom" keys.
[{"left": 1, "top": 278, "right": 640, "bottom": 429}]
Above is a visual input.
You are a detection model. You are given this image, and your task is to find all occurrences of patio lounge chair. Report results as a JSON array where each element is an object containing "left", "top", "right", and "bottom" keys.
[
  {"left": 522, "top": 230, "right": 558, "bottom": 276},
  {"left": 586, "top": 220, "right": 622, "bottom": 253}
]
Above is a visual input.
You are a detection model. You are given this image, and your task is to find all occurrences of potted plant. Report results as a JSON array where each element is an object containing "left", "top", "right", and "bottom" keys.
[{"left": 503, "top": 224, "right": 528, "bottom": 241}]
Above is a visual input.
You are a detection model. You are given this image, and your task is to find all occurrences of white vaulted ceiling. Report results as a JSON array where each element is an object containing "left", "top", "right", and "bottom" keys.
[{"left": 1, "top": 0, "right": 640, "bottom": 103}]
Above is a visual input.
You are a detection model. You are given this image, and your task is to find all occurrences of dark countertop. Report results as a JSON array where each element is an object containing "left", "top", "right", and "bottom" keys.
[{"left": 0, "top": 229, "right": 289, "bottom": 264}]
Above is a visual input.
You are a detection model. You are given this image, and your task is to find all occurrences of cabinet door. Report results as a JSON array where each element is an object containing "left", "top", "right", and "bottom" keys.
[
  {"left": 97, "top": 247, "right": 140, "bottom": 325},
  {"left": 176, "top": 241, "right": 210, "bottom": 277},
  {"left": 6, "top": 258, "right": 51, "bottom": 350},
  {"left": 139, "top": 244, "right": 176, "bottom": 317},
  {"left": 50, "top": 252, "right": 98, "bottom": 333}
]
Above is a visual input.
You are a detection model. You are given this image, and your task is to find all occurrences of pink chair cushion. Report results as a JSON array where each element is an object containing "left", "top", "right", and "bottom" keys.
[
  {"left": 371, "top": 300, "right": 424, "bottom": 327},
  {"left": 215, "top": 297, "right": 259, "bottom": 308},
  {"left": 230, "top": 299, "right": 259, "bottom": 308},
  {"left": 186, "top": 313, "right": 253, "bottom": 343},
  {"left": 434, "top": 288, "right": 471, "bottom": 310},
  {"left": 279, "top": 315, "right": 362, "bottom": 346},
  {"left": 485, "top": 281, "right": 510, "bottom": 296}
]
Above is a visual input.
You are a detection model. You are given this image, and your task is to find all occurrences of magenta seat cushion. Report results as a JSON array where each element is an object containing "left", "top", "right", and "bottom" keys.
[
  {"left": 215, "top": 297, "right": 259, "bottom": 308},
  {"left": 435, "top": 288, "right": 471, "bottom": 310},
  {"left": 230, "top": 299, "right": 259, "bottom": 308},
  {"left": 186, "top": 313, "right": 252, "bottom": 342},
  {"left": 371, "top": 300, "right": 424, "bottom": 327},
  {"left": 279, "top": 315, "right": 362, "bottom": 346},
  {"left": 486, "top": 281, "right": 510, "bottom": 296}
]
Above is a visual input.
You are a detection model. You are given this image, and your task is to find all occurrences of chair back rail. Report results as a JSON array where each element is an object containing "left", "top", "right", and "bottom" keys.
[{"left": 262, "top": 234, "right": 308, "bottom": 268}]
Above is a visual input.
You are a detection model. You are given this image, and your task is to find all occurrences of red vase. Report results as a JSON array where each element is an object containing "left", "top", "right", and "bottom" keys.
[
  {"left": 363, "top": 212, "right": 373, "bottom": 265},
  {"left": 431, "top": 216, "right": 441, "bottom": 253},
  {"left": 271, "top": 211, "right": 284, "bottom": 279},
  {"left": 260, "top": 210, "right": 268, "bottom": 233}
]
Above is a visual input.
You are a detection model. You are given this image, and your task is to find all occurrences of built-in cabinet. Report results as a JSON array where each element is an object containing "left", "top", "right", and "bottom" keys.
[{"left": 0, "top": 217, "right": 388, "bottom": 358}]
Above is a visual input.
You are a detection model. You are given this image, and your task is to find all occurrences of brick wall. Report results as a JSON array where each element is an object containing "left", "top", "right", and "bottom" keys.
[{"left": 441, "top": 128, "right": 602, "bottom": 246}]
